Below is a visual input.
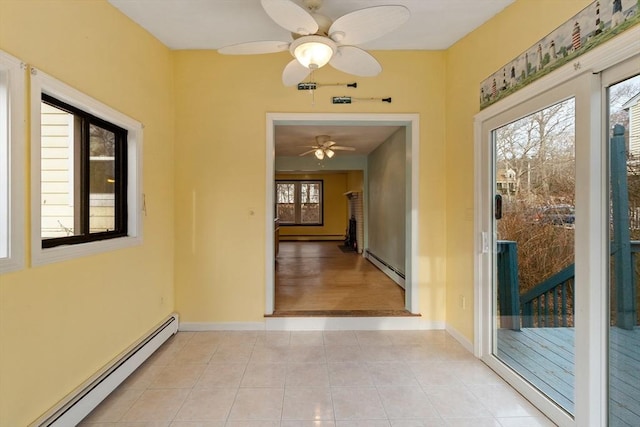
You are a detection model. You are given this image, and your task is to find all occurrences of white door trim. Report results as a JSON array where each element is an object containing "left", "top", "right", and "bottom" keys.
[{"left": 265, "top": 112, "right": 420, "bottom": 315}]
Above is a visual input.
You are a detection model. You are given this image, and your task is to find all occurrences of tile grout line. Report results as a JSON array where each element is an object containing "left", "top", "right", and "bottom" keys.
[{"left": 80, "top": 330, "right": 556, "bottom": 426}]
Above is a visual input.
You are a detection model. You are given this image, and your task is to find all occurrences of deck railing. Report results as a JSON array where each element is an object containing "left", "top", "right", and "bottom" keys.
[
  {"left": 520, "top": 263, "right": 574, "bottom": 328},
  {"left": 498, "top": 240, "right": 640, "bottom": 329},
  {"left": 497, "top": 126, "right": 639, "bottom": 330}
]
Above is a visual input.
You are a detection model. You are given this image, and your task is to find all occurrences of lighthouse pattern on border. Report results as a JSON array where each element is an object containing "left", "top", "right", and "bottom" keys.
[{"left": 480, "top": 0, "right": 639, "bottom": 109}]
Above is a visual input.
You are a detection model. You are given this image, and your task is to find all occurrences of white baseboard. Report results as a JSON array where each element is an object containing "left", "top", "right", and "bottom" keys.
[
  {"left": 445, "top": 323, "right": 474, "bottom": 353},
  {"left": 179, "top": 320, "right": 475, "bottom": 353},
  {"left": 265, "top": 317, "right": 444, "bottom": 330},
  {"left": 279, "top": 236, "right": 344, "bottom": 241},
  {"left": 179, "top": 322, "right": 266, "bottom": 331},
  {"left": 180, "top": 321, "right": 474, "bottom": 351},
  {"left": 180, "top": 318, "right": 445, "bottom": 331}
]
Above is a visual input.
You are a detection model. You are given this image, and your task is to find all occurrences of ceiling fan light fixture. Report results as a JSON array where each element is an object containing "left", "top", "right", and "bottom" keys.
[
  {"left": 290, "top": 35, "right": 336, "bottom": 69},
  {"left": 314, "top": 148, "right": 325, "bottom": 160},
  {"left": 325, "top": 148, "right": 335, "bottom": 158}
]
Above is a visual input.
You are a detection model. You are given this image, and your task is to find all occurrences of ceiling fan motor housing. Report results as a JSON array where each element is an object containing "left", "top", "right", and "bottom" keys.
[
  {"left": 303, "top": 0, "right": 324, "bottom": 12},
  {"left": 291, "top": 12, "right": 332, "bottom": 38},
  {"left": 316, "top": 135, "right": 332, "bottom": 145}
]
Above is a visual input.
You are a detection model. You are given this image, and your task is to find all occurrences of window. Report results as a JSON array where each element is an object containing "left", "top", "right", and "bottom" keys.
[
  {"left": 31, "top": 68, "right": 143, "bottom": 265},
  {"left": 0, "top": 50, "right": 25, "bottom": 273},
  {"left": 276, "top": 180, "right": 323, "bottom": 225},
  {"left": 40, "top": 94, "right": 127, "bottom": 247}
]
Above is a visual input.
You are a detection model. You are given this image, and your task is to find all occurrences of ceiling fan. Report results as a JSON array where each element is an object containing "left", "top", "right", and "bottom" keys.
[
  {"left": 299, "top": 135, "right": 356, "bottom": 159},
  {"left": 218, "top": 0, "right": 410, "bottom": 86}
]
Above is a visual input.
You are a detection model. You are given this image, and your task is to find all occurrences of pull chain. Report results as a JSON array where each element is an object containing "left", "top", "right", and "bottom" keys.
[{"left": 309, "top": 69, "right": 316, "bottom": 106}]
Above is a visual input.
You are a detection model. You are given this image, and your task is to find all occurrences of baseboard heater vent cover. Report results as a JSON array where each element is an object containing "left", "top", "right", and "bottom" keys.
[
  {"left": 365, "top": 250, "right": 406, "bottom": 288},
  {"left": 31, "top": 313, "right": 179, "bottom": 427}
]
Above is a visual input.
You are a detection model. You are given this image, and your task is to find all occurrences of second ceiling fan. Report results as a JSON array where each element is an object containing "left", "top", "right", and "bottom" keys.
[
  {"left": 218, "top": 0, "right": 411, "bottom": 86},
  {"left": 299, "top": 135, "right": 356, "bottom": 159}
]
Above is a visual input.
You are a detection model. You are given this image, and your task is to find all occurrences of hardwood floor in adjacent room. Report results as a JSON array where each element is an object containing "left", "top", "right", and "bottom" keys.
[{"left": 274, "top": 241, "right": 408, "bottom": 315}]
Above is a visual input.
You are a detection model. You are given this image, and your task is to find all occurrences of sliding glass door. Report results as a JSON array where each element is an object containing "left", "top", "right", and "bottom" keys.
[
  {"left": 477, "top": 72, "right": 596, "bottom": 427},
  {"left": 478, "top": 48, "right": 640, "bottom": 426},
  {"left": 492, "top": 97, "right": 577, "bottom": 414},
  {"left": 606, "top": 71, "right": 640, "bottom": 427}
]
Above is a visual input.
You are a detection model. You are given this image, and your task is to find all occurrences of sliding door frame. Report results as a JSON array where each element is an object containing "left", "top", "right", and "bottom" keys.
[
  {"left": 474, "top": 27, "right": 639, "bottom": 427},
  {"left": 600, "top": 55, "right": 640, "bottom": 427}
]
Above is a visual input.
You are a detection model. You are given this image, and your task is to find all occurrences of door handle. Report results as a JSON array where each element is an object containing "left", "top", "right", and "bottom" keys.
[{"left": 495, "top": 194, "right": 503, "bottom": 220}]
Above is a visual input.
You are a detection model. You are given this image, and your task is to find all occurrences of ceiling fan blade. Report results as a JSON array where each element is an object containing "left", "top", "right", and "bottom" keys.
[
  {"left": 282, "top": 59, "right": 311, "bottom": 86},
  {"left": 330, "top": 46, "right": 381, "bottom": 77},
  {"left": 299, "top": 149, "right": 316, "bottom": 156},
  {"left": 328, "top": 5, "right": 410, "bottom": 46},
  {"left": 331, "top": 146, "right": 356, "bottom": 151},
  {"left": 260, "top": 0, "right": 319, "bottom": 35},
  {"left": 218, "top": 40, "right": 290, "bottom": 55}
]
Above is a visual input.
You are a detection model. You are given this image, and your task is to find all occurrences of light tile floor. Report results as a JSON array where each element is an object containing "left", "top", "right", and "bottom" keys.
[{"left": 79, "top": 330, "right": 557, "bottom": 427}]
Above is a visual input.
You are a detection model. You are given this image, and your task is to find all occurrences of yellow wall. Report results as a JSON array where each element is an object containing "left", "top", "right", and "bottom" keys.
[
  {"left": 444, "top": 0, "right": 594, "bottom": 340},
  {"left": 173, "top": 50, "right": 447, "bottom": 323},
  {"left": 347, "top": 170, "right": 364, "bottom": 192},
  {"left": 0, "top": 0, "right": 602, "bottom": 424},
  {"left": 275, "top": 173, "right": 348, "bottom": 239},
  {"left": 0, "top": 1, "right": 175, "bottom": 425}
]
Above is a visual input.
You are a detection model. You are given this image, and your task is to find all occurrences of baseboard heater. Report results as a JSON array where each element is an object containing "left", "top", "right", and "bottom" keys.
[
  {"left": 279, "top": 235, "right": 344, "bottom": 241},
  {"left": 365, "top": 250, "right": 406, "bottom": 289},
  {"left": 30, "top": 313, "right": 179, "bottom": 427}
]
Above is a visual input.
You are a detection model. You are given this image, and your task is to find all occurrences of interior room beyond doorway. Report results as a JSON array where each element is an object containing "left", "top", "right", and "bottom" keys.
[
  {"left": 266, "top": 112, "right": 420, "bottom": 315},
  {"left": 274, "top": 241, "right": 407, "bottom": 315}
]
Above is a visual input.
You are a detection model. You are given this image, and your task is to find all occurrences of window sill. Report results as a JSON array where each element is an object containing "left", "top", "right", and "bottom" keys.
[{"left": 31, "top": 234, "right": 142, "bottom": 267}]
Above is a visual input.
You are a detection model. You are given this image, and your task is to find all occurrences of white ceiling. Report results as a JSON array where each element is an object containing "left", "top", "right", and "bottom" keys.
[
  {"left": 108, "top": 0, "right": 514, "bottom": 50},
  {"left": 107, "top": 0, "right": 514, "bottom": 160},
  {"left": 275, "top": 124, "right": 402, "bottom": 157}
]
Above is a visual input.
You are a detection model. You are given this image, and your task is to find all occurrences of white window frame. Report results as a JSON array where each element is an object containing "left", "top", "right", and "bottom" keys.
[
  {"left": 474, "top": 26, "right": 639, "bottom": 427},
  {"left": 30, "top": 68, "right": 143, "bottom": 266},
  {"left": 276, "top": 180, "right": 323, "bottom": 225},
  {"left": 0, "top": 50, "right": 26, "bottom": 274}
]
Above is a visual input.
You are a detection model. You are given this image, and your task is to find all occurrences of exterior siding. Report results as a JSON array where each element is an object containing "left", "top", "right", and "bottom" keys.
[
  {"left": 40, "top": 102, "right": 75, "bottom": 237},
  {"left": 40, "top": 103, "right": 116, "bottom": 238},
  {"left": 629, "top": 99, "right": 640, "bottom": 158}
]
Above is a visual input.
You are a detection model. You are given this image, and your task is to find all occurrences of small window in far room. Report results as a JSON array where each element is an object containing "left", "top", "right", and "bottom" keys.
[{"left": 276, "top": 180, "right": 323, "bottom": 225}]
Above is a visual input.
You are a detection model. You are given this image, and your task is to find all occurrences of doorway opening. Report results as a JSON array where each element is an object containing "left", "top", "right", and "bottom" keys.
[
  {"left": 264, "top": 113, "right": 420, "bottom": 316},
  {"left": 274, "top": 240, "right": 408, "bottom": 316}
]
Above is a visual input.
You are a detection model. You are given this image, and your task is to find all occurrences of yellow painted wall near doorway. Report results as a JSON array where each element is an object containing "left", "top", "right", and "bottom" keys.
[
  {"left": 444, "top": 0, "right": 594, "bottom": 340},
  {"left": 173, "top": 49, "right": 448, "bottom": 323},
  {"left": 347, "top": 170, "right": 364, "bottom": 193}
]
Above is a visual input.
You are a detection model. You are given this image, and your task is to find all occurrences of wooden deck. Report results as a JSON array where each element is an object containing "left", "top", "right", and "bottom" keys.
[{"left": 497, "top": 327, "right": 640, "bottom": 426}]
